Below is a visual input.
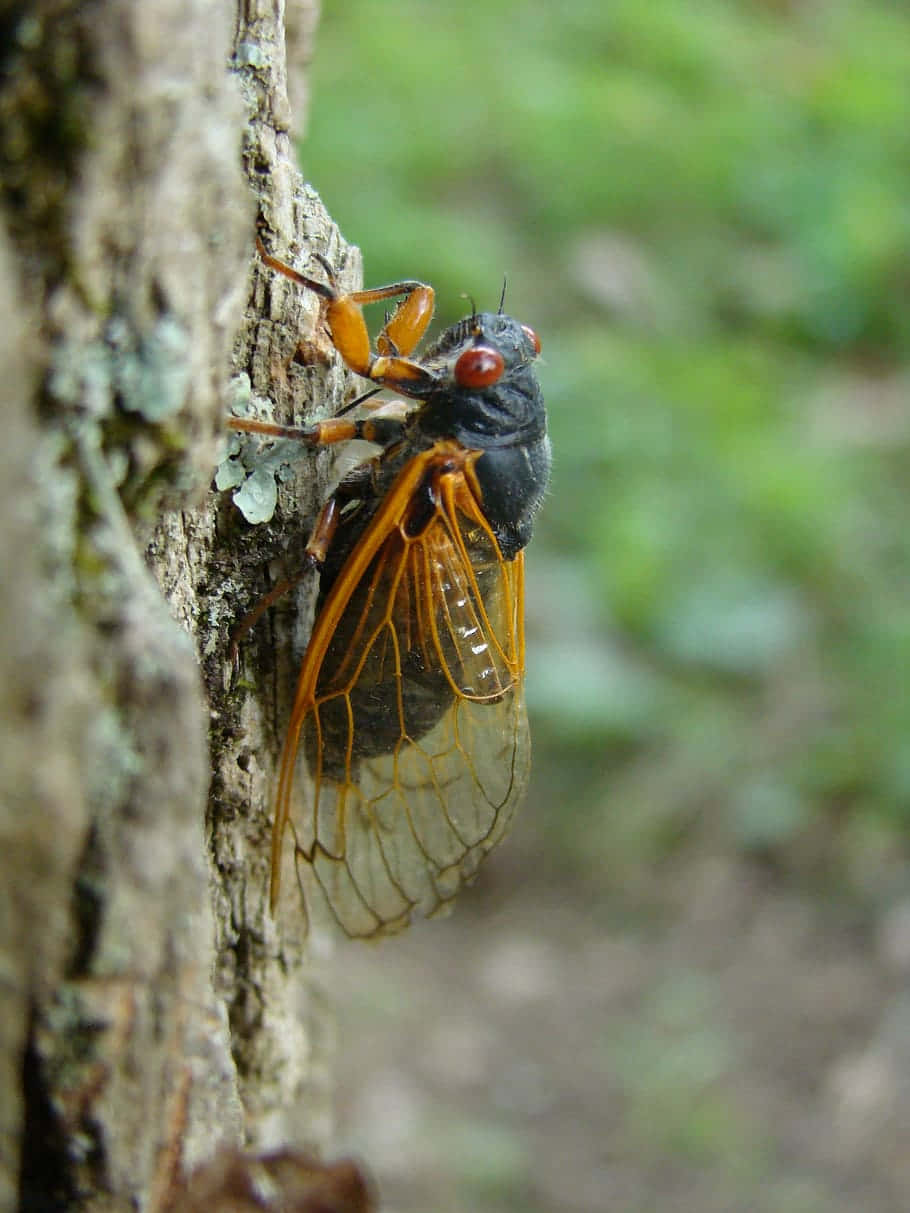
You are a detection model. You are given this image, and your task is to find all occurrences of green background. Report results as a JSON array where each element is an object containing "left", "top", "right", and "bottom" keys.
[
  {"left": 302, "top": 0, "right": 910, "bottom": 896},
  {"left": 298, "top": 4, "right": 910, "bottom": 1210}
]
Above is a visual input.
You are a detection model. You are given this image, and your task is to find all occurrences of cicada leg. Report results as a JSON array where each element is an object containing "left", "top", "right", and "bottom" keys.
[{"left": 255, "top": 236, "right": 438, "bottom": 395}]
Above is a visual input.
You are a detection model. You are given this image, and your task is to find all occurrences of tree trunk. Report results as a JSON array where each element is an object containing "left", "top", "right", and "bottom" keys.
[{"left": 0, "top": 2, "right": 353, "bottom": 1208}]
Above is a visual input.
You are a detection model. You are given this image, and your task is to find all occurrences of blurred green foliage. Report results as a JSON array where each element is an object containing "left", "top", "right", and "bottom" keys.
[{"left": 302, "top": 0, "right": 910, "bottom": 893}]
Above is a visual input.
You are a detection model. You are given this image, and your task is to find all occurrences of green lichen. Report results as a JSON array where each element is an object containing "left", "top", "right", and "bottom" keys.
[
  {"left": 47, "top": 339, "right": 112, "bottom": 418},
  {"left": 216, "top": 374, "right": 304, "bottom": 525},
  {"left": 48, "top": 311, "right": 197, "bottom": 515},
  {"left": 109, "top": 313, "right": 191, "bottom": 423},
  {"left": 233, "top": 41, "right": 268, "bottom": 70}
]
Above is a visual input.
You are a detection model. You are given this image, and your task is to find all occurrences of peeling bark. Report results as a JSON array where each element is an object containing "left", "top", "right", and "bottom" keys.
[{"left": 0, "top": 1, "right": 353, "bottom": 1208}]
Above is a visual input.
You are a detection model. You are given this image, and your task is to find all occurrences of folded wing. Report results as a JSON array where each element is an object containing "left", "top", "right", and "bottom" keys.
[{"left": 272, "top": 448, "right": 530, "bottom": 938}]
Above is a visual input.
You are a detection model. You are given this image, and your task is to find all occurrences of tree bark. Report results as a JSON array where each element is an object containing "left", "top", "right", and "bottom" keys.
[{"left": 0, "top": 1, "right": 353, "bottom": 1208}]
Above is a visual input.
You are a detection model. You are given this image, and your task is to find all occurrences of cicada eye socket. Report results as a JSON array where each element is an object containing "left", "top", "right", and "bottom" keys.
[
  {"left": 454, "top": 345, "right": 505, "bottom": 388},
  {"left": 522, "top": 325, "right": 542, "bottom": 356}
]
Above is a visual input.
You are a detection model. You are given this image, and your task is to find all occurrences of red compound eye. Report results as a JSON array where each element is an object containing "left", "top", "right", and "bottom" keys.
[
  {"left": 522, "top": 325, "right": 542, "bottom": 355},
  {"left": 454, "top": 345, "right": 505, "bottom": 388}
]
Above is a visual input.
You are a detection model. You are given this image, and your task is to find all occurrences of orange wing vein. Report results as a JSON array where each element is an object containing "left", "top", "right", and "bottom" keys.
[{"left": 270, "top": 444, "right": 529, "bottom": 937}]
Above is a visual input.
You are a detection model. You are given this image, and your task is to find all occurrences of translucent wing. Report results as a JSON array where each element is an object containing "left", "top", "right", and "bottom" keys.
[{"left": 271, "top": 446, "right": 529, "bottom": 938}]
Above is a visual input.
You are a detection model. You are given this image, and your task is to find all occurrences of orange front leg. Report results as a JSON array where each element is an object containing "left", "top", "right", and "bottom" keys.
[
  {"left": 256, "top": 237, "right": 436, "bottom": 393},
  {"left": 349, "top": 281, "right": 435, "bottom": 357}
]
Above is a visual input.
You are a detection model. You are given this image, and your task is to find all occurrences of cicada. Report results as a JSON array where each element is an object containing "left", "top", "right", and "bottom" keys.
[{"left": 227, "top": 237, "right": 549, "bottom": 938}]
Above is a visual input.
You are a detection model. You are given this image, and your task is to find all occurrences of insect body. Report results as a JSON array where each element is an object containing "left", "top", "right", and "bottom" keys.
[{"left": 229, "top": 238, "right": 549, "bottom": 938}]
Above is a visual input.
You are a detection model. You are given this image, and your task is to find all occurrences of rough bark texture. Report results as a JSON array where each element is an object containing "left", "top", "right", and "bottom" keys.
[{"left": 0, "top": 1, "right": 354, "bottom": 1208}]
